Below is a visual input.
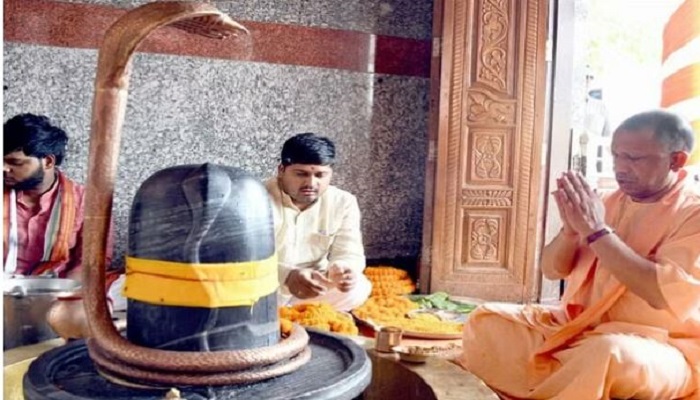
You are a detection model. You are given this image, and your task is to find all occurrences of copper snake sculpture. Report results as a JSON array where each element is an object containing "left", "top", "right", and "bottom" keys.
[{"left": 81, "top": 2, "right": 310, "bottom": 386}]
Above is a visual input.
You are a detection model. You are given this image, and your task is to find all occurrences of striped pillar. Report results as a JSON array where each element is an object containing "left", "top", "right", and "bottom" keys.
[{"left": 661, "top": 0, "right": 700, "bottom": 164}]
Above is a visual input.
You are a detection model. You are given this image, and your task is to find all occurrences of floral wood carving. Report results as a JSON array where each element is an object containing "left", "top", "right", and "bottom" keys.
[
  {"left": 473, "top": 134, "right": 504, "bottom": 180},
  {"left": 478, "top": 0, "right": 509, "bottom": 92},
  {"left": 470, "top": 217, "right": 499, "bottom": 261},
  {"left": 467, "top": 90, "right": 516, "bottom": 125}
]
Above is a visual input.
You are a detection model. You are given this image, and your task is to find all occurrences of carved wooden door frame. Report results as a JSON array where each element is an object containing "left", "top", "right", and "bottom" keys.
[{"left": 421, "top": 0, "right": 549, "bottom": 302}]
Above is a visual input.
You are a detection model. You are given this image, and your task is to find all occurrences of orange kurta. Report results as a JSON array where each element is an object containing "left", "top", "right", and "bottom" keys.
[{"left": 458, "top": 170, "right": 700, "bottom": 400}]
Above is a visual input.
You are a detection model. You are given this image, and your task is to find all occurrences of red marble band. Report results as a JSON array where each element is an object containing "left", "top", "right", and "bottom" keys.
[{"left": 4, "top": 0, "right": 430, "bottom": 78}]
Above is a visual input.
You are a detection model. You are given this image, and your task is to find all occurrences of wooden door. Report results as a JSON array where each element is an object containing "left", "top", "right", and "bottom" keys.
[{"left": 422, "top": 0, "right": 549, "bottom": 302}]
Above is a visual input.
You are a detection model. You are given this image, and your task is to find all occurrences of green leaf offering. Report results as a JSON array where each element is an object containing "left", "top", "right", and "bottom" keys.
[{"left": 408, "top": 292, "right": 478, "bottom": 313}]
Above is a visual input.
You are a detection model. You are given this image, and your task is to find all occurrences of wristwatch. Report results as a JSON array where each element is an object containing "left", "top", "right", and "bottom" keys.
[{"left": 586, "top": 226, "right": 613, "bottom": 245}]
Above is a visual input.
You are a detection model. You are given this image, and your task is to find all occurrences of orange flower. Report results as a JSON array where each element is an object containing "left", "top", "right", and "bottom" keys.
[
  {"left": 278, "top": 302, "right": 359, "bottom": 335},
  {"left": 354, "top": 295, "right": 463, "bottom": 335},
  {"left": 364, "top": 266, "right": 416, "bottom": 296},
  {"left": 280, "top": 318, "right": 293, "bottom": 337}
]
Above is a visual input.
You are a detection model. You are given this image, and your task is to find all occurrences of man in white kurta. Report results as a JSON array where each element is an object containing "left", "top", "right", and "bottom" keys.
[{"left": 266, "top": 133, "right": 371, "bottom": 311}]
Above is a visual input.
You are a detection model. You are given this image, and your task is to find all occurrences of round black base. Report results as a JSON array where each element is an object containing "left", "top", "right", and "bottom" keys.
[{"left": 23, "top": 330, "right": 371, "bottom": 400}]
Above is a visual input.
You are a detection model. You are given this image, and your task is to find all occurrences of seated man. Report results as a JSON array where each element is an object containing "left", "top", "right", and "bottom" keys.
[
  {"left": 3, "top": 113, "right": 112, "bottom": 281},
  {"left": 458, "top": 110, "right": 700, "bottom": 399},
  {"left": 266, "top": 132, "right": 371, "bottom": 311}
]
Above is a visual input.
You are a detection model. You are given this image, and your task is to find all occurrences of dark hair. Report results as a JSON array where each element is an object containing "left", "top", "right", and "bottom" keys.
[
  {"left": 3, "top": 113, "right": 69, "bottom": 166},
  {"left": 280, "top": 133, "right": 336, "bottom": 166},
  {"left": 616, "top": 110, "right": 695, "bottom": 153}
]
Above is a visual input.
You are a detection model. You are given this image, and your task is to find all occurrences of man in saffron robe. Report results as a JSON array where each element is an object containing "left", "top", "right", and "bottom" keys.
[
  {"left": 458, "top": 110, "right": 700, "bottom": 400},
  {"left": 3, "top": 113, "right": 113, "bottom": 281}
]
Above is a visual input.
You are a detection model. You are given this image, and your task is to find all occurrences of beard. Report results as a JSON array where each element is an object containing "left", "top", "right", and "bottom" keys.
[{"left": 5, "top": 166, "right": 46, "bottom": 191}]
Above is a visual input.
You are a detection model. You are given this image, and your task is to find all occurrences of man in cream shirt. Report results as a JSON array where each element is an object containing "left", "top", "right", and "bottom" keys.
[{"left": 266, "top": 133, "right": 371, "bottom": 311}]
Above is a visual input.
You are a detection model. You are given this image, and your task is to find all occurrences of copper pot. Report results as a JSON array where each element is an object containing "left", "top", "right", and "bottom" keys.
[
  {"left": 47, "top": 294, "right": 90, "bottom": 341},
  {"left": 46, "top": 271, "right": 123, "bottom": 342},
  {"left": 375, "top": 326, "right": 403, "bottom": 353}
]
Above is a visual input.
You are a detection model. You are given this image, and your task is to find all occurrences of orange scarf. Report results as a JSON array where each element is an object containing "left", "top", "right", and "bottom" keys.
[{"left": 3, "top": 171, "right": 77, "bottom": 276}]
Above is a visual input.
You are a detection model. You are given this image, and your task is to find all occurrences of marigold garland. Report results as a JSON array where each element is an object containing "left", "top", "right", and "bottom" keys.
[
  {"left": 279, "top": 302, "right": 359, "bottom": 336},
  {"left": 357, "top": 265, "right": 465, "bottom": 335},
  {"left": 353, "top": 295, "right": 463, "bottom": 334},
  {"left": 280, "top": 317, "right": 294, "bottom": 337},
  {"left": 364, "top": 265, "right": 416, "bottom": 296},
  {"left": 354, "top": 294, "right": 419, "bottom": 318}
]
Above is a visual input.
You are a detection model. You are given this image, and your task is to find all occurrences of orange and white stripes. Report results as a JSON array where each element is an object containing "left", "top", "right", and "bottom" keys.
[{"left": 662, "top": 0, "right": 700, "bottom": 164}]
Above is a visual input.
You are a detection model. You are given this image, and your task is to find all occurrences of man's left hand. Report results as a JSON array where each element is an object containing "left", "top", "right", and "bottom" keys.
[
  {"left": 329, "top": 262, "right": 356, "bottom": 293},
  {"left": 557, "top": 170, "right": 607, "bottom": 238}
]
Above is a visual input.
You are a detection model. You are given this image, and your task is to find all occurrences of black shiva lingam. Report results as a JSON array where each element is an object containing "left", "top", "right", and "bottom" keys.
[{"left": 22, "top": 2, "right": 370, "bottom": 399}]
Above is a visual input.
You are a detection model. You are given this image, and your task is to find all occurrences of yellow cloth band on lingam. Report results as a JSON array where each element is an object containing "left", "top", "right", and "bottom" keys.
[{"left": 123, "top": 254, "right": 279, "bottom": 308}]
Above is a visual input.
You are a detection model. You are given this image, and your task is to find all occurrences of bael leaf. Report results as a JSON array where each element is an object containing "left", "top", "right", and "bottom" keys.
[{"left": 409, "top": 291, "right": 477, "bottom": 314}]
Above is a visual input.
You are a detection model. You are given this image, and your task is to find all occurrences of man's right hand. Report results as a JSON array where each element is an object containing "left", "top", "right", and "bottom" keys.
[
  {"left": 552, "top": 173, "right": 580, "bottom": 240},
  {"left": 285, "top": 269, "right": 333, "bottom": 299}
]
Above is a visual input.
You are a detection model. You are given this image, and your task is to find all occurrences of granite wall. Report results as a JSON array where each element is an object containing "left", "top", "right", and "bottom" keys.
[{"left": 3, "top": 0, "right": 433, "bottom": 268}]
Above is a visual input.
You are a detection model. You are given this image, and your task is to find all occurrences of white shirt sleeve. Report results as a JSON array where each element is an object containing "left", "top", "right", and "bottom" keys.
[{"left": 327, "top": 195, "right": 365, "bottom": 274}]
